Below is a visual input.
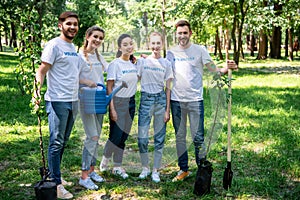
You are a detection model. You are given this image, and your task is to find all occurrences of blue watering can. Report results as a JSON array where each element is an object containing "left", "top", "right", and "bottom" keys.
[{"left": 81, "top": 81, "right": 128, "bottom": 114}]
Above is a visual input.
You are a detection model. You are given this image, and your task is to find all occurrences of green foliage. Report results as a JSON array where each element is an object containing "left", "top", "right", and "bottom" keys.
[
  {"left": 71, "top": 0, "right": 107, "bottom": 48},
  {"left": 15, "top": 9, "right": 44, "bottom": 115}
]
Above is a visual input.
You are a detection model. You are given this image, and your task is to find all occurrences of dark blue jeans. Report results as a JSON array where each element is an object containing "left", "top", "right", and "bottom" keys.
[
  {"left": 46, "top": 101, "right": 78, "bottom": 185},
  {"left": 171, "top": 100, "right": 205, "bottom": 172},
  {"left": 103, "top": 96, "right": 135, "bottom": 166}
]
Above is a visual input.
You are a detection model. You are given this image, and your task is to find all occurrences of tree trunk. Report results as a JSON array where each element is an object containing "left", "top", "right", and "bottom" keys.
[
  {"left": 215, "top": 29, "right": 224, "bottom": 60},
  {"left": 270, "top": 2, "right": 282, "bottom": 59},
  {"left": 232, "top": 3, "right": 238, "bottom": 64},
  {"left": 214, "top": 39, "right": 217, "bottom": 56},
  {"left": 270, "top": 26, "right": 282, "bottom": 59},
  {"left": 9, "top": 21, "right": 18, "bottom": 49},
  {"left": 5, "top": 29, "right": 8, "bottom": 45},
  {"left": 288, "top": 28, "right": 293, "bottom": 61},
  {"left": 225, "top": 28, "right": 230, "bottom": 60},
  {"left": 257, "top": 0, "right": 268, "bottom": 60},
  {"left": 143, "top": 12, "right": 149, "bottom": 50},
  {"left": 257, "top": 29, "right": 268, "bottom": 59},
  {"left": 106, "top": 41, "right": 110, "bottom": 52},
  {"left": 285, "top": 29, "right": 288, "bottom": 57},
  {"left": 0, "top": 30, "right": 3, "bottom": 52},
  {"left": 237, "top": 2, "right": 247, "bottom": 61},
  {"left": 249, "top": 30, "right": 255, "bottom": 56},
  {"left": 161, "top": 0, "right": 167, "bottom": 57}
]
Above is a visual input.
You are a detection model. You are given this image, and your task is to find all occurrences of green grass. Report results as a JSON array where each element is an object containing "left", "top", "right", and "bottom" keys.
[{"left": 0, "top": 51, "right": 299, "bottom": 200}]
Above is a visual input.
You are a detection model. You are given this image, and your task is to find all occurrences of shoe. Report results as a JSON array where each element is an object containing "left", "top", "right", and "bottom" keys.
[
  {"left": 138, "top": 167, "right": 150, "bottom": 179},
  {"left": 57, "top": 184, "right": 73, "bottom": 199},
  {"left": 61, "top": 178, "right": 73, "bottom": 186},
  {"left": 89, "top": 171, "right": 105, "bottom": 182},
  {"left": 79, "top": 177, "right": 98, "bottom": 190},
  {"left": 172, "top": 170, "right": 191, "bottom": 182},
  {"left": 112, "top": 167, "right": 129, "bottom": 179},
  {"left": 151, "top": 171, "right": 160, "bottom": 183},
  {"left": 100, "top": 156, "right": 110, "bottom": 172}
]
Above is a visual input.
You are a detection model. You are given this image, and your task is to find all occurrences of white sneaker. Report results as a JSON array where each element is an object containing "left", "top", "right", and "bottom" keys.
[
  {"left": 152, "top": 171, "right": 160, "bottom": 183},
  {"left": 112, "top": 167, "right": 129, "bottom": 179},
  {"left": 79, "top": 177, "right": 98, "bottom": 190},
  {"left": 89, "top": 171, "right": 105, "bottom": 182},
  {"left": 138, "top": 167, "right": 150, "bottom": 179},
  {"left": 57, "top": 184, "right": 73, "bottom": 199},
  {"left": 100, "top": 156, "right": 110, "bottom": 172},
  {"left": 61, "top": 177, "right": 73, "bottom": 186}
]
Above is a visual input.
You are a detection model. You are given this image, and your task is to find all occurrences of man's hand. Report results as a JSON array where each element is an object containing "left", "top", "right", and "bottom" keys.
[{"left": 226, "top": 60, "right": 238, "bottom": 70}]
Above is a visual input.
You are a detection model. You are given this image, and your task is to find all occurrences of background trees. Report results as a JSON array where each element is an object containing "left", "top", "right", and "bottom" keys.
[
  {"left": 1, "top": 0, "right": 300, "bottom": 88},
  {"left": 1, "top": 0, "right": 299, "bottom": 58}
]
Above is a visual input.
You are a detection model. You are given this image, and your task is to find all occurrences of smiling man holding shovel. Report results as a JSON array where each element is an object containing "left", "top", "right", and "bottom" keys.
[{"left": 166, "top": 20, "right": 237, "bottom": 192}]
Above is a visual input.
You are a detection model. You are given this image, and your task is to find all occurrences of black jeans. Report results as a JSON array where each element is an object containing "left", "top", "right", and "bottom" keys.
[{"left": 103, "top": 96, "right": 135, "bottom": 166}]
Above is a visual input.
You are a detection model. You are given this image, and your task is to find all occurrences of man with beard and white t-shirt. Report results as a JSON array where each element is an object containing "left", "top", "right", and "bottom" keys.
[
  {"left": 166, "top": 19, "right": 238, "bottom": 182},
  {"left": 34, "top": 11, "right": 87, "bottom": 199}
]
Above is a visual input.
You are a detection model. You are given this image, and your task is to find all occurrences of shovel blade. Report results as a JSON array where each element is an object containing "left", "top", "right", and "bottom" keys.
[{"left": 223, "top": 162, "right": 233, "bottom": 190}]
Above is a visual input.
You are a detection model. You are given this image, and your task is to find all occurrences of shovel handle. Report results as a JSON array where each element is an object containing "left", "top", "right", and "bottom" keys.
[{"left": 227, "top": 69, "right": 232, "bottom": 162}]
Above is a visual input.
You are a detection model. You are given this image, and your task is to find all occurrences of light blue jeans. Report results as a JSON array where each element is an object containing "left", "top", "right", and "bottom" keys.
[
  {"left": 171, "top": 100, "right": 206, "bottom": 172},
  {"left": 80, "top": 101, "right": 103, "bottom": 171},
  {"left": 46, "top": 101, "right": 78, "bottom": 185},
  {"left": 138, "top": 91, "right": 166, "bottom": 169}
]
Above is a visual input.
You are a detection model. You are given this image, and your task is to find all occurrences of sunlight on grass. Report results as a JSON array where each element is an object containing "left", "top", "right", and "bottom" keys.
[
  {"left": 234, "top": 74, "right": 300, "bottom": 88},
  {"left": 1, "top": 52, "right": 299, "bottom": 199}
]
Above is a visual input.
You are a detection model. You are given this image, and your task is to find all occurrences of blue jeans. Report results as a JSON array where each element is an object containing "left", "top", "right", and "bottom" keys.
[
  {"left": 170, "top": 100, "right": 205, "bottom": 172},
  {"left": 138, "top": 91, "right": 166, "bottom": 169},
  {"left": 103, "top": 96, "right": 135, "bottom": 166},
  {"left": 46, "top": 101, "right": 78, "bottom": 185}
]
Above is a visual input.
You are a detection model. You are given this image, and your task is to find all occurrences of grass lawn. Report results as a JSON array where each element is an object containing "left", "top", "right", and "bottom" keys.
[{"left": 0, "top": 51, "right": 299, "bottom": 200}]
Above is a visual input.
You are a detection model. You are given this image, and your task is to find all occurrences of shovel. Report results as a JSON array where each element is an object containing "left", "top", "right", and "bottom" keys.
[{"left": 223, "top": 69, "right": 233, "bottom": 190}]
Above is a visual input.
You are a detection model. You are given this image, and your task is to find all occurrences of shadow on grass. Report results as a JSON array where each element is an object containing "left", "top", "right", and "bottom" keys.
[
  {"left": 0, "top": 54, "right": 18, "bottom": 69},
  {"left": 0, "top": 52, "right": 299, "bottom": 199},
  {"left": 0, "top": 100, "right": 299, "bottom": 199}
]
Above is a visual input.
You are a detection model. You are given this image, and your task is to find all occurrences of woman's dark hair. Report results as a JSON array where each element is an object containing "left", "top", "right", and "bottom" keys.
[{"left": 116, "top": 33, "right": 136, "bottom": 64}]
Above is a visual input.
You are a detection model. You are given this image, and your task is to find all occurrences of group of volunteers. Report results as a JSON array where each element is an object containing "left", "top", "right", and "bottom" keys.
[{"left": 34, "top": 11, "right": 237, "bottom": 199}]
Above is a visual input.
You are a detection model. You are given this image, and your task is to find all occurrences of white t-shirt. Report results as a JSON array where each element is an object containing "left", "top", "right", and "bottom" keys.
[
  {"left": 166, "top": 44, "right": 212, "bottom": 102},
  {"left": 79, "top": 51, "right": 108, "bottom": 85},
  {"left": 41, "top": 37, "right": 86, "bottom": 101},
  {"left": 107, "top": 58, "right": 138, "bottom": 98},
  {"left": 137, "top": 56, "right": 173, "bottom": 94}
]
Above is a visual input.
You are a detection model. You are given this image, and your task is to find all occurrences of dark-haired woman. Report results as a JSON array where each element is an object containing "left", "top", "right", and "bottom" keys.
[{"left": 99, "top": 34, "right": 138, "bottom": 179}]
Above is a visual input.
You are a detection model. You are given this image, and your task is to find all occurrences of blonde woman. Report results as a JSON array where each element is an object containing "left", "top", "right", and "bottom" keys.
[{"left": 137, "top": 32, "right": 173, "bottom": 183}]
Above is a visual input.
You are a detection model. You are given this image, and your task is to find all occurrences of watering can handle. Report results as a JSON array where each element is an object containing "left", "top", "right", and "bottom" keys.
[
  {"left": 121, "top": 81, "right": 128, "bottom": 88},
  {"left": 97, "top": 83, "right": 106, "bottom": 89}
]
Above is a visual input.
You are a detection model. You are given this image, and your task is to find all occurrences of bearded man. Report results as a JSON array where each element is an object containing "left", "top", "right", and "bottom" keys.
[{"left": 35, "top": 11, "right": 87, "bottom": 199}]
